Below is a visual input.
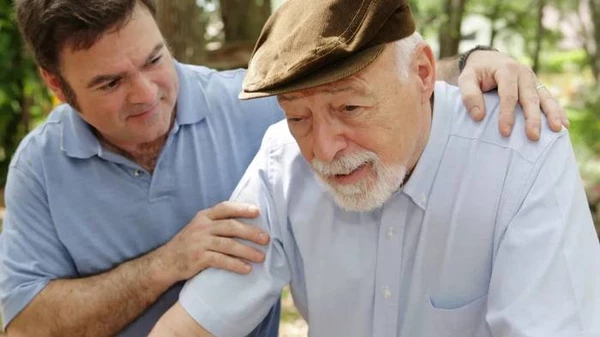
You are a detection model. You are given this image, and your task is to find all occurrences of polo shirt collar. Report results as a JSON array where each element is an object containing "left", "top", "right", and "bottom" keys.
[
  {"left": 60, "top": 106, "right": 102, "bottom": 159},
  {"left": 402, "top": 82, "right": 454, "bottom": 210},
  {"left": 61, "top": 61, "right": 206, "bottom": 159},
  {"left": 173, "top": 61, "right": 208, "bottom": 126}
]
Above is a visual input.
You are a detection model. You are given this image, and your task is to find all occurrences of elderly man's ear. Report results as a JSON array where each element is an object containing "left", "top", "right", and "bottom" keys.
[{"left": 413, "top": 43, "right": 436, "bottom": 104}]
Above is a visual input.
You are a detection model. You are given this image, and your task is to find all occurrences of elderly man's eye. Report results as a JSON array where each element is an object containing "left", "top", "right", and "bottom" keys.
[{"left": 344, "top": 105, "right": 360, "bottom": 112}]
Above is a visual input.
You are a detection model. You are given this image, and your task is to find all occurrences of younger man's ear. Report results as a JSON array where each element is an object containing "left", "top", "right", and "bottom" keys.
[{"left": 40, "top": 68, "right": 67, "bottom": 103}]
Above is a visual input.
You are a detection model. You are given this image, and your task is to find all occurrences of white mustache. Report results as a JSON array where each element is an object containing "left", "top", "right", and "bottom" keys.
[{"left": 311, "top": 151, "right": 378, "bottom": 176}]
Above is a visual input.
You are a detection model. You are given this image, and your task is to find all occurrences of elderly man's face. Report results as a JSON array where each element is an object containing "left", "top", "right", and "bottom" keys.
[{"left": 278, "top": 43, "right": 435, "bottom": 211}]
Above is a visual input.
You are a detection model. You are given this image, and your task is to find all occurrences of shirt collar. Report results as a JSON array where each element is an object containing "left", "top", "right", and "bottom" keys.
[
  {"left": 60, "top": 106, "right": 102, "bottom": 159},
  {"left": 402, "top": 82, "right": 455, "bottom": 210},
  {"left": 172, "top": 61, "right": 208, "bottom": 126},
  {"left": 61, "top": 61, "right": 206, "bottom": 159}
]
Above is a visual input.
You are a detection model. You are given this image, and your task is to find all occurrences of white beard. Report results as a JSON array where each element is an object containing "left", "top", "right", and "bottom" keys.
[{"left": 311, "top": 150, "right": 407, "bottom": 212}]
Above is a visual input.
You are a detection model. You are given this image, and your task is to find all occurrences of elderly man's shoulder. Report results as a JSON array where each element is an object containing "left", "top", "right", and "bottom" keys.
[
  {"left": 441, "top": 83, "right": 569, "bottom": 164},
  {"left": 260, "top": 120, "right": 298, "bottom": 151}
]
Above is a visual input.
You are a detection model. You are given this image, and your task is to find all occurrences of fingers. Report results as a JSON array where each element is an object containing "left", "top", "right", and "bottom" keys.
[
  {"left": 457, "top": 68, "right": 486, "bottom": 121},
  {"left": 209, "top": 218, "right": 270, "bottom": 245},
  {"left": 517, "top": 69, "right": 542, "bottom": 140},
  {"left": 538, "top": 86, "right": 569, "bottom": 131},
  {"left": 202, "top": 251, "right": 253, "bottom": 274},
  {"left": 206, "top": 235, "right": 266, "bottom": 263},
  {"left": 494, "top": 66, "right": 519, "bottom": 137},
  {"left": 201, "top": 201, "right": 260, "bottom": 220},
  {"left": 461, "top": 51, "right": 567, "bottom": 139}
]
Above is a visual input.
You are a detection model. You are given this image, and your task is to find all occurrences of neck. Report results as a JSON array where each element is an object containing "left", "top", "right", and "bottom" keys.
[
  {"left": 406, "top": 95, "right": 434, "bottom": 177},
  {"left": 95, "top": 112, "right": 176, "bottom": 174}
]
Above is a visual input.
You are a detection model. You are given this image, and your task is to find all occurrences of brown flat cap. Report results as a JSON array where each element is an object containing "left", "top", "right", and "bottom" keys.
[{"left": 239, "top": 0, "right": 416, "bottom": 99}]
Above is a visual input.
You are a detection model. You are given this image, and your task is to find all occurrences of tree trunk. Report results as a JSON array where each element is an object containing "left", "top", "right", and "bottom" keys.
[
  {"left": 156, "top": 0, "right": 206, "bottom": 64},
  {"left": 532, "top": 0, "right": 546, "bottom": 73},
  {"left": 439, "top": 0, "right": 467, "bottom": 58},
  {"left": 590, "top": 0, "right": 600, "bottom": 83},
  {"left": 220, "top": 0, "right": 271, "bottom": 43},
  {"left": 488, "top": 2, "right": 502, "bottom": 46}
]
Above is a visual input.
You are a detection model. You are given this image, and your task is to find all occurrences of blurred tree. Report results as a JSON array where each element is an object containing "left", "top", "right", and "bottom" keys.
[
  {"left": 410, "top": 0, "right": 445, "bottom": 45},
  {"left": 554, "top": 0, "right": 599, "bottom": 84},
  {"left": 469, "top": 0, "right": 537, "bottom": 46},
  {"left": 532, "top": 0, "right": 547, "bottom": 73},
  {"left": 438, "top": 0, "right": 468, "bottom": 58},
  {"left": 586, "top": 0, "right": 599, "bottom": 83},
  {"left": 156, "top": 0, "right": 271, "bottom": 70},
  {"left": 0, "top": 0, "right": 51, "bottom": 187},
  {"left": 204, "top": 0, "right": 271, "bottom": 69},
  {"left": 220, "top": 0, "right": 270, "bottom": 43},
  {"left": 156, "top": 0, "right": 207, "bottom": 64}
]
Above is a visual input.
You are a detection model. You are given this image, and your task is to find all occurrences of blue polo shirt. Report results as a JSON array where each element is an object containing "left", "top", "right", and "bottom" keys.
[{"left": 0, "top": 62, "right": 283, "bottom": 336}]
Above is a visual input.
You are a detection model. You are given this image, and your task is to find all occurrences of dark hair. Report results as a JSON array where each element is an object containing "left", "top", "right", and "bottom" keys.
[{"left": 15, "top": 0, "right": 157, "bottom": 75}]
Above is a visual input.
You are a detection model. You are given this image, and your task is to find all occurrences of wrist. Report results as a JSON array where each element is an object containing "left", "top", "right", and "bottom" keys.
[
  {"left": 144, "top": 245, "right": 180, "bottom": 289},
  {"left": 458, "top": 45, "right": 499, "bottom": 73}
]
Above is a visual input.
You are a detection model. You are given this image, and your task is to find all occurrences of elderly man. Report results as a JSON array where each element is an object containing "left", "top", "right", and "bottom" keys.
[
  {"left": 1, "top": 0, "right": 570, "bottom": 336},
  {"left": 150, "top": 0, "right": 600, "bottom": 336}
]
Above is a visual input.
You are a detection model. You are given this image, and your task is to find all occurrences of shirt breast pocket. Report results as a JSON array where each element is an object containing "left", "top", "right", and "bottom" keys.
[{"left": 422, "top": 294, "right": 489, "bottom": 337}]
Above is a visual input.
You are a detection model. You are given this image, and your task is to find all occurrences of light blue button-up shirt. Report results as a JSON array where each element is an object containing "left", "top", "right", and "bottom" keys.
[
  {"left": 0, "top": 62, "right": 283, "bottom": 336},
  {"left": 181, "top": 82, "right": 600, "bottom": 337}
]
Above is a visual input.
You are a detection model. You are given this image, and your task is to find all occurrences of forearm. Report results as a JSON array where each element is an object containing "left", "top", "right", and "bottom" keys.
[
  {"left": 435, "top": 54, "right": 461, "bottom": 85},
  {"left": 7, "top": 249, "right": 176, "bottom": 337}
]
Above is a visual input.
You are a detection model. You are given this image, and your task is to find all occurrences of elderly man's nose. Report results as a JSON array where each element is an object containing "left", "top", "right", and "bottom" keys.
[{"left": 312, "top": 121, "right": 346, "bottom": 162}]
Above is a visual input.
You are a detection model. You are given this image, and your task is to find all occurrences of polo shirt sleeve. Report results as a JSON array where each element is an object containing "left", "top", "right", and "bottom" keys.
[
  {"left": 179, "top": 132, "right": 291, "bottom": 337},
  {"left": 486, "top": 133, "right": 600, "bottom": 336},
  {"left": 0, "top": 164, "right": 77, "bottom": 329}
]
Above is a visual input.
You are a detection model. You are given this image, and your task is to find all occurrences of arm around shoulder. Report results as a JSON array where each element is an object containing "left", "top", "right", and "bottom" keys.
[{"left": 1, "top": 165, "right": 178, "bottom": 336}]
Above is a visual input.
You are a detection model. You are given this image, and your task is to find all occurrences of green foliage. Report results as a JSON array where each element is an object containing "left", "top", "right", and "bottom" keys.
[
  {"left": 540, "top": 49, "right": 589, "bottom": 74},
  {"left": 569, "top": 86, "right": 600, "bottom": 155},
  {"left": 0, "top": 0, "right": 51, "bottom": 187},
  {"left": 410, "top": 0, "right": 445, "bottom": 38}
]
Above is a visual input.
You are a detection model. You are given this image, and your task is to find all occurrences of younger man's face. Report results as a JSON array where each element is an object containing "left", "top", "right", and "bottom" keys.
[{"left": 44, "top": 3, "right": 179, "bottom": 149}]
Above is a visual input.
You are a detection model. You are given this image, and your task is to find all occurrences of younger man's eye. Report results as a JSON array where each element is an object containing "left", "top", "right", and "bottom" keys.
[{"left": 101, "top": 79, "right": 120, "bottom": 91}]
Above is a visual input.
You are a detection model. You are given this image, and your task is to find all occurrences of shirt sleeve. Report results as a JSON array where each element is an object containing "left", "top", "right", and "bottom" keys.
[
  {"left": 0, "top": 165, "right": 77, "bottom": 328},
  {"left": 486, "top": 134, "right": 600, "bottom": 336},
  {"left": 179, "top": 133, "right": 291, "bottom": 337}
]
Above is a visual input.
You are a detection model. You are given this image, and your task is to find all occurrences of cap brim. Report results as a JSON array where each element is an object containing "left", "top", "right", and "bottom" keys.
[{"left": 239, "top": 44, "right": 386, "bottom": 100}]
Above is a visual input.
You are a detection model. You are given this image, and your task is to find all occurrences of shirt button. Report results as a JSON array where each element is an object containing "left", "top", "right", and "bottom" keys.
[
  {"left": 421, "top": 194, "right": 428, "bottom": 204},
  {"left": 386, "top": 227, "right": 395, "bottom": 239},
  {"left": 383, "top": 286, "right": 392, "bottom": 299},
  {"left": 133, "top": 169, "right": 142, "bottom": 177}
]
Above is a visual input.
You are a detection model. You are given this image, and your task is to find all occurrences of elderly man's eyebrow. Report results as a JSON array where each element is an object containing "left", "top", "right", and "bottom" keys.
[
  {"left": 86, "top": 42, "right": 165, "bottom": 89},
  {"left": 322, "top": 85, "right": 369, "bottom": 96}
]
